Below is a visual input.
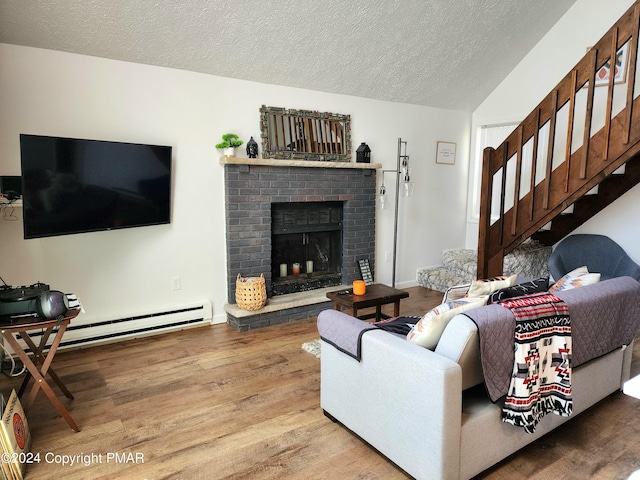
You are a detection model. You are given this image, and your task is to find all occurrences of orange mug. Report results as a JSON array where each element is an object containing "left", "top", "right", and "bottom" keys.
[{"left": 353, "top": 280, "right": 367, "bottom": 295}]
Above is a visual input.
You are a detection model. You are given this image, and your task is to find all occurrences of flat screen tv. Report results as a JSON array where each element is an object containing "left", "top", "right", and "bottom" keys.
[{"left": 20, "top": 134, "right": 172, "bottom": 239}]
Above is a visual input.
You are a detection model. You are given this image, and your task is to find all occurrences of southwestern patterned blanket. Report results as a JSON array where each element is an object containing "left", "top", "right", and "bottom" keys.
[{"left": 499, "top": 293, "right": 572, "bottom": 433}]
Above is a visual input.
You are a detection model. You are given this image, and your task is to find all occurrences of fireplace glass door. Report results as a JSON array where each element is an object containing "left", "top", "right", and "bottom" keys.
[{"left": 271, "top": 202, "right": 343, "bottom": 295}]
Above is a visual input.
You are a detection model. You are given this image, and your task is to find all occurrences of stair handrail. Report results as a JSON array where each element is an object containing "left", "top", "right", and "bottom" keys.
[{"left": 478, "top": 1, "right": 640, "bottom": 278}]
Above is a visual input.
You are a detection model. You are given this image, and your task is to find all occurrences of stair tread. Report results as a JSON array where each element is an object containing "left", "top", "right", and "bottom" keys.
[{"left": 533, "top": 156, "right": 640, "bottom": 245}]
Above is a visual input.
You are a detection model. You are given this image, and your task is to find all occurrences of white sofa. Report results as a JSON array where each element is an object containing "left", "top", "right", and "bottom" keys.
[{"left": 318, "top": 276, "right": 640, "bottom": 480}]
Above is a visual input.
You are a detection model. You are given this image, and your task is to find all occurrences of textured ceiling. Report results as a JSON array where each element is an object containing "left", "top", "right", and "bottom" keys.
[{"left": 0, "top": 0, "right": 578, "bottom": 112}]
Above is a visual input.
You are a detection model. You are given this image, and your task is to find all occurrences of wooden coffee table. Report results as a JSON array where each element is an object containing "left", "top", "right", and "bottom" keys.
[{"left": 326, "top": 283, "right": 409, "bottom": 322}]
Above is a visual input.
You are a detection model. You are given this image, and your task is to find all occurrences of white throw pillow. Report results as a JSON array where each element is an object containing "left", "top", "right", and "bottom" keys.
[
  {"left": 549, "top": 266, "right": 600, "bottom": 292},
  {"left": 407, "top": 295, "right": 488, "bottom": 350},
  {"left": 466, "top": 275, "right": 517, "bottom": 297}
]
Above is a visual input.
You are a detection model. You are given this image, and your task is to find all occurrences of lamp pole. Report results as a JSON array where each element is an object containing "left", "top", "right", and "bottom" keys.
[{"left": 380, "top": 138, "right": 409, "bottom": 288}]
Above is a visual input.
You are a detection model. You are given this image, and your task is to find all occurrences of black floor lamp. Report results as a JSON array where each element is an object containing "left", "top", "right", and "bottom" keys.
[{"left": 379, "top": 138, "right": 414, "bottom": 287}]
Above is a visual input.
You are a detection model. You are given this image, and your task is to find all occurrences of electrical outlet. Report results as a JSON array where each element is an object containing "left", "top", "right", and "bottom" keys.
[
  {"left": 172, "top": 276, "right": 181, "bottom": 290},
  {"left": 384, "top": 251, "right": 392, "bottom": 262}
]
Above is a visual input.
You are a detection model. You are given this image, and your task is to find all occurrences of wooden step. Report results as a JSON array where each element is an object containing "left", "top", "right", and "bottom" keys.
[{"left": 533, "top": 154, "right": 640, "bottom": 245}]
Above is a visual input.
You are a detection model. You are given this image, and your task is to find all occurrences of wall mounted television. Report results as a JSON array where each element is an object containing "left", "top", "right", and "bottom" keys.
[{"left": 20, "top": 134, "right": 172, "bottom": 239}]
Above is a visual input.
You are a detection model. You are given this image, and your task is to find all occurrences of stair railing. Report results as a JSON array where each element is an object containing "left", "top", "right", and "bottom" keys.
[{"left": 478, "top": 1, "right": 640, "bottom": 278}]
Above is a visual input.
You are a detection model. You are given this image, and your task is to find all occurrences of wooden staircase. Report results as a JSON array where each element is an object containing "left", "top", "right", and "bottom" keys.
[{"left": 478, "top": 1, "right": 640, "bottom": 278}]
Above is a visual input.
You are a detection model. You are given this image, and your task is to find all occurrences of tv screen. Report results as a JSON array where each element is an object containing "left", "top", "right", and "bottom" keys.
[{"left": 20, "top": 134, "right": 172, "bottom": 239}]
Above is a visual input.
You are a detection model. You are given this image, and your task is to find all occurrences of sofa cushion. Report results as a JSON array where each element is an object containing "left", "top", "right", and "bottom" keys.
[
  {"left": 488, "top": 277, "right": 549, "bottom": 304},
  {"left": 549, "top": 266, "right": 600, "bottom": 292},
  {"left": 435, "top": 314, "right": 484, "bottom": 390},
  {"left": 407, "top": 296, "right": 488, "bottom": 350},
  {"left": 466, "top": 275, "right": 517, "bottom": 297}
]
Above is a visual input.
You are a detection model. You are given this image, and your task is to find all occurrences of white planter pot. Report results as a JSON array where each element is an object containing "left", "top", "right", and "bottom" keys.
[{"left": 224, "top": 147, "right": 236, "bottom": 157}]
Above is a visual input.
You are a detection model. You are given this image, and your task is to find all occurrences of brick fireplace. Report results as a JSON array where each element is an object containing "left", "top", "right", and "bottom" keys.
[{"left": 222, "top": 158, "right": 378, "bottom": 330}]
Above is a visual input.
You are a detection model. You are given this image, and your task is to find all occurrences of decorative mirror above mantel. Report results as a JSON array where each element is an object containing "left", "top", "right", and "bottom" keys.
[{"left": 259, "top": 105, "right": 351, "bottom": 162}]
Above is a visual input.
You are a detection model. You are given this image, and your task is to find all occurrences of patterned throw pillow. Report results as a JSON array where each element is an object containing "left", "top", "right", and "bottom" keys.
[
  {"left": 548, "top": 266, "right": 601, "bottom": 292},
  {"left": 466, "top": 275, "right": 517, "bottom": 297},
  {"left": 488, "top": 277, "right": 549, "bottom": 304},
  {"left": 407, "top": 296, "right": 488, "bottom": 350}
]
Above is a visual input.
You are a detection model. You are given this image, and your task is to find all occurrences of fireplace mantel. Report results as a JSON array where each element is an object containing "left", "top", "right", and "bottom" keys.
[{"left": 220, "top": 156, "right": 381, "bottom": 170}]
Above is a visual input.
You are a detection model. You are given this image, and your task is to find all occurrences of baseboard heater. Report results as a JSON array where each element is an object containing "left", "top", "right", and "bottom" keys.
[{"left": 8, "top": 301, "right": 212, "bottom": 353}]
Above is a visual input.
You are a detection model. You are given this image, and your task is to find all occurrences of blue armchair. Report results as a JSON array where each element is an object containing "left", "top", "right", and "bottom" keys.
[{"left": 548, "top": 234, "right": 640, "bottom": 281}]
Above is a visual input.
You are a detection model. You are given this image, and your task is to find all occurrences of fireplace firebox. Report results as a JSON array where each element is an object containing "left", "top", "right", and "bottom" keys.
[{"left": 271, "top": 202, "right": 343, "bottom": 295}]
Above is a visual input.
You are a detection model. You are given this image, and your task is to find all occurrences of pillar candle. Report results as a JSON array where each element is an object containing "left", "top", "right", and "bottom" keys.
[
  {"left": 306, "top": 260, "right": 313, "bottom": 273},
  {"left": 292, "top": 263, "right": 301, "bottom": 275},
  {"left": 280, "top": 263, "right": 287, "bottom": 277},
  {"left": 353, "top": 280, "right": 367, "bottom": 295}
]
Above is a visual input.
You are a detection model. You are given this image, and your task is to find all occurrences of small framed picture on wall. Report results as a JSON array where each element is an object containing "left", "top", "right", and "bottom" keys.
[{"left": 436, "top": 141, "right": 457, "bottom": 165}]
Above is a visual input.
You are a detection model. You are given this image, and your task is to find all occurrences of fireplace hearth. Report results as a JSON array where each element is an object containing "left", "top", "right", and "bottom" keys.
[{"left": 222, "top": 158, "right": 377, "bottom": 330}]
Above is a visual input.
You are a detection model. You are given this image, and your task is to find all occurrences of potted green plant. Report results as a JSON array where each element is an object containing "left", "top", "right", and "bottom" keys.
[{"left": 216, "top": 133, "right": 244, "bottom": 157}]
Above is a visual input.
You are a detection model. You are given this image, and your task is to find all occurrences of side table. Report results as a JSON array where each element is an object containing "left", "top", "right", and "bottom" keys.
[
  {"left": 326, "top": 283, "right": 409, "bottom": 322},
  {"left": 1, "top": 309, "right": 80, "bottom": 432}
]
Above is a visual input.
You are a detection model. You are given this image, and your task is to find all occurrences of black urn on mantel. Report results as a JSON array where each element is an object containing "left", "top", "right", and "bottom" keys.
[{"left": 356, "top": 142, "right": 371, "bottom": 163}]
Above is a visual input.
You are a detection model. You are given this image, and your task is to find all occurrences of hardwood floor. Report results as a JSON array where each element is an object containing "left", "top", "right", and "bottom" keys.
[{"left": 5, "top": 286, "right": 640, "bottom": 479}]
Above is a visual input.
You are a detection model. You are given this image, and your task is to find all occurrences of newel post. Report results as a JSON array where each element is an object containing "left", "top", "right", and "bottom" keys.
[{"left": 477, "top": 147, "right": 504, "bottom": 278}]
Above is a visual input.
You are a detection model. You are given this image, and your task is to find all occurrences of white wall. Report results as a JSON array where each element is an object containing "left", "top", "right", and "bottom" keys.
[
  {"left": 467, "top": 0, "right": 640, "bottom": 264},
  {"left": 0, "top": 43, "right": 471, "bottom": 327}
]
